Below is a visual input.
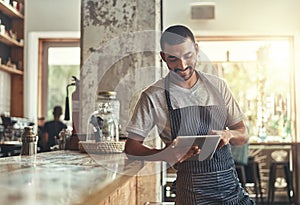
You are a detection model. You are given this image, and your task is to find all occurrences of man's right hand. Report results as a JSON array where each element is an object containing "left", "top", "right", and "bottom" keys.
[{"left": 125, "top": 133, "right": 200, "bottom": 165}]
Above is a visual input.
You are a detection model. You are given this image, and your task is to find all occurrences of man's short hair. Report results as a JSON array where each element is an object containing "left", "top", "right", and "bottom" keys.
[
  {"left": 53, "top": 106, "right": 62, "bottom": 116},
  {"left": 160, "top": 25, "right": 196, "bottom": 50}
]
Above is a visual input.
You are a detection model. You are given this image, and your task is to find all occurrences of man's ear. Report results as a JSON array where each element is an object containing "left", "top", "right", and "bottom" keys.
[
  {"left": 194, "top": 43, "right": 199, "bottom": 54},
  {"left": 160, "top": 51, "right": 166, "bottom": 62}
]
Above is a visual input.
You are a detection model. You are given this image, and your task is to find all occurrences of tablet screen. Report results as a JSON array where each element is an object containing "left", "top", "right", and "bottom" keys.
[{"left": 176, "top": 135, "right": 221, "bottom": 161}]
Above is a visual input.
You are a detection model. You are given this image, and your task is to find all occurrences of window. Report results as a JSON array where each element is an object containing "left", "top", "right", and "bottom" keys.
[{"left": 197, "top": 37, "right": 295, "bottom": 142}]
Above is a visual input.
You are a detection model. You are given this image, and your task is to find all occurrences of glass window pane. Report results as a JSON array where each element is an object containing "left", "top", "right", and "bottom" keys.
[{"left": 197, "top": 38, "right": 293, "bottom": 142}]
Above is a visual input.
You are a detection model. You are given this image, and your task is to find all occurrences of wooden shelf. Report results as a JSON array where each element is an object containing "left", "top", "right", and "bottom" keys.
[
  {"left": 0, "top": 0, "right": 25, "bottom": 117},
  {"left": 0, "top": 33, "right": 23, "bottom": 47},
  {"left": 0, "top": 1, "right": 24, "bottom": 19},
  {"left": 0, "top": 64, "right": 23, "bottom": 75}
]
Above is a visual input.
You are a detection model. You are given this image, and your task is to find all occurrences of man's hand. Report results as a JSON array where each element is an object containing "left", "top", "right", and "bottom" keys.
[
  {"left": 168, "top": 139, "right": 201, "bottom": 163},
  {"left": 209, "top": 130, "right": 232, "bottom": 149},
  {"left": 125, "top": 133, "right": 201, "bottom": 165},
  {"left": 208, "top": 121, "right": 249, "bottom": 148}
]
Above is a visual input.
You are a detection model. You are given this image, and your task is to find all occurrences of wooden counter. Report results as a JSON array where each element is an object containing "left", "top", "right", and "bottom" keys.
[{"left": 0, "top": 151, "right": 160, "bottom": 205}]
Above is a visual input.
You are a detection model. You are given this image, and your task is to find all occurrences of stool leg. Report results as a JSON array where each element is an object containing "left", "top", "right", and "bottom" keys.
[
  {"left": 251, "top": 164, "right": 259, "bottom": 201},
  {"left": 236, "top": 165, "right": 246, "bottom": 189},
  {"left": 268, "top": 164, "right": 276, "bottom": 205},
  {"left": 283, "top": 164, "right": 294, "bottom": 204},
  {"left": 267, "top": 167, "right": 271, "bottom": 204},
  {"left": 255, "top": 163, "right": 263, "bottom": 202},
  {"left": 271, "top": 165, "right": 276, "bottom": 203},
  {"left": 267, "top": 164, "right": 272, "bottom": 204}
]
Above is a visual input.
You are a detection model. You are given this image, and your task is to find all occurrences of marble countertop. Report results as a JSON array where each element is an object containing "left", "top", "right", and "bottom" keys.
[{"left": 0, "top": 151, "right": 145, "bottom": 205}]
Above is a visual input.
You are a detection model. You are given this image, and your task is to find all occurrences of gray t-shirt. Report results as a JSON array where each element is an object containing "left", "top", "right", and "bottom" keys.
[{"left": 126, "top": 71, "right": 245, "bottom": 144}]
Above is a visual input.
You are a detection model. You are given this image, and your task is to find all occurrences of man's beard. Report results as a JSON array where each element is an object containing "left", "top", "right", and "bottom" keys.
[
  {"left": 174, "top": 66, "right": 194, "bottom": 81},
  {"left": 170, "top": 61, "right": 197, "bottom": 82}
]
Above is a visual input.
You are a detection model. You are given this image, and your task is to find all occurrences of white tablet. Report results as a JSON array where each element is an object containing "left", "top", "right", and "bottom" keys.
[{"left": 176, "top": 135, "right": 221, "bottom": 161}]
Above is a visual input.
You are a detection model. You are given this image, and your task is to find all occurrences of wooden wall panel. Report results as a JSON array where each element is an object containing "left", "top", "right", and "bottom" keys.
[{"left": 10, "top": 74, "right": 23, "bottom": 117}]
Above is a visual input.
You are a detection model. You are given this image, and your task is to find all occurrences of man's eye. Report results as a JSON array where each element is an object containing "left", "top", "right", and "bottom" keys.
[
  {"left": 168, "top": 58, "right": 178, "bottom": 62},
  {"left": 185, "top": 54, "right": 193, "bottom": 59}
]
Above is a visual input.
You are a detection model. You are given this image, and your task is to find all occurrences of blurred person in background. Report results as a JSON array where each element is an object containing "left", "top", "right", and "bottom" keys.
[{"left": 41, "top": 106, "right": 67, "bottom": 152}]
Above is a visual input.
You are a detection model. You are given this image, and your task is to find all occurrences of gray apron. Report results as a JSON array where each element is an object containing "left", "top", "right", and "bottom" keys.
[{"left": 165, "top": 73, "right": 255, "bottom": 205}]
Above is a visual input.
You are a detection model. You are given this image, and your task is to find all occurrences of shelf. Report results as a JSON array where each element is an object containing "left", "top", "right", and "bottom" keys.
[
  {"left": 0, "top": 1, "right": 24, "bottom": 19},
  {"left": 0, "top": 64, "right": 23, "bottom": 75},
  {"left": 0, "top": 0, "right": 25, "bottom": 117},
  {"left": 0, "top": 33, "right": 23, "bottom": 47}
]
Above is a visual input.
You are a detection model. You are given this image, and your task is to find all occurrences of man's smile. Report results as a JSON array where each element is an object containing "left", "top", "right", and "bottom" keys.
[{"left": 174, "top": 66, "right": 191, "bottom": 73}]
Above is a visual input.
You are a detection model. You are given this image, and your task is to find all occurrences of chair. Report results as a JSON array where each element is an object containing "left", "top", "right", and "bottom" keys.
[
  {"left": 267, "top": 161, "right": 295, "bottom": 204},
  {"left": 235, "top": 156, "right": 263, "bottom": 202}
]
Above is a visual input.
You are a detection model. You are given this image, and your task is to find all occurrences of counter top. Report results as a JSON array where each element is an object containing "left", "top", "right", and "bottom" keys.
[{"left": 0, "top": 151, "right": 145, "bottom": 205}]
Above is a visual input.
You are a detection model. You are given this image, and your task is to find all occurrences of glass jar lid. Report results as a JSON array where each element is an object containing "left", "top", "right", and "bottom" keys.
[{"left": 97, "top": 91, "right": 117, "bottom": 99}]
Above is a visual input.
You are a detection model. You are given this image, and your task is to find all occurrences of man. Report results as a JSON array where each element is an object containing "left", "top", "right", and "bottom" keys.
[
  {"left": 41, "top": 106, "right": 67, "bottom": 152},
  {"left": 125, "top": 25, "right": 254, "bottom": 204}
]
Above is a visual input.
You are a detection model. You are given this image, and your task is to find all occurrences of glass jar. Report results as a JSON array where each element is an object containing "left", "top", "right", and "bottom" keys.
[{"left": 95, "top": 91, "right": 120, "bottom": 142}]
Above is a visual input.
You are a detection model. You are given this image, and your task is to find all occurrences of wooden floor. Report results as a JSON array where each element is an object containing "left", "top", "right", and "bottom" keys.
[{"left": 253, "top": 197, "right": 295, "bottom": 205}]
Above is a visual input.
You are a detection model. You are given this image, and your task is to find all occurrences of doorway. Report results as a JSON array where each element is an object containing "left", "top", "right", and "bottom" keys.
[{"left": 38, "top": 38, "right": 80, "bottom": 127}]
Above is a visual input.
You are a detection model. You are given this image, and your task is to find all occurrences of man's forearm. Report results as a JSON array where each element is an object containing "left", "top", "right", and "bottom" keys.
[
  {"left": 228, "top": 121, "right": 249, "bottom": 145},
  {"left": 125, "top": 138, "right": 170, "bottom": 161},
  {"left": 227, "top": 129, "right": 248, "bottom": 145}
]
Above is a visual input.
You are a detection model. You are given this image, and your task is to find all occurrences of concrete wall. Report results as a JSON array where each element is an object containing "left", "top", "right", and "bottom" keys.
[{"left": 80, "top": 0, "right": 162, "bottom": 135}]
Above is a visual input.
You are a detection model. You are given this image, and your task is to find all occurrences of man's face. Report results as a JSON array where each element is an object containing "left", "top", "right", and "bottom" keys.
[{"left": 161, "top": 38, "right": 199, "bottom": 81}]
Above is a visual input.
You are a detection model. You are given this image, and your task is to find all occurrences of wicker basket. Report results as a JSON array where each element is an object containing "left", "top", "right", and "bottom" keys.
[{"left": 79, "top": 141, "right": 125, "bottom": 154}]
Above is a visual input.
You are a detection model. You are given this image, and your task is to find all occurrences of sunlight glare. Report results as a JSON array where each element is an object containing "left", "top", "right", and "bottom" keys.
[{"left": 269, "top": 42, "right": 290, "bottom": 66}]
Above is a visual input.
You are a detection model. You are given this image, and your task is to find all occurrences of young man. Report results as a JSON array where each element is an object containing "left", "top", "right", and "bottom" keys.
[{"left": 125, "top": 25, "right": 254, "bottom": 204}]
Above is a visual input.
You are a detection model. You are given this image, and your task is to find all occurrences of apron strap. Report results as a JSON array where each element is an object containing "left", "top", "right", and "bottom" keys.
[
  {"left": 164, "top": 74, "right": 173, "bottom": 111},
  {"left": 164, "top": 74, "right": 178, "bottom": 139}
]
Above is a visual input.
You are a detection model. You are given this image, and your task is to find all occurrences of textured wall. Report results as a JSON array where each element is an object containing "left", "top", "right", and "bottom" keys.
[{"left": 80, "top": 0, "right": 161, "bottom": 135}]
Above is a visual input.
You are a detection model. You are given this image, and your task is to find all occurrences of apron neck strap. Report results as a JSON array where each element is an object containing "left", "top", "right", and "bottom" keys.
[{"left": 164, "top": 74, "right": 173, "bottom": 111}]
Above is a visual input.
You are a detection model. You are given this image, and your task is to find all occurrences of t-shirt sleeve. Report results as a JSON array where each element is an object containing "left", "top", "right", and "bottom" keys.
[
  {"left": 221, "top": 79, "right": 245, "bottom": 127},
  {"left": 126, "top": 92, "right": 156, "bottom": 138}
]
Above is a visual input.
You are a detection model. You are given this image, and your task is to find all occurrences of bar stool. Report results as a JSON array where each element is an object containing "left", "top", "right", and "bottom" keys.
[
  {"left": 235, "top": 156, "right": 263, "bottom": 202},
  {"left": 267, "top": 161, "right": 295, "bottom": 204}
]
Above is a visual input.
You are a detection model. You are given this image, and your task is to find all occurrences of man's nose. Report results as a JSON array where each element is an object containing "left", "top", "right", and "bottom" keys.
[{"left": 177, "top": 58, "right": 188, "bottom": 69}]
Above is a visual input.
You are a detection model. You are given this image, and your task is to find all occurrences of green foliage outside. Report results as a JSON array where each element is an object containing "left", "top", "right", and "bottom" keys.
[{"left": 47, "top": 65, "right": 80, "bottom": 124}]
